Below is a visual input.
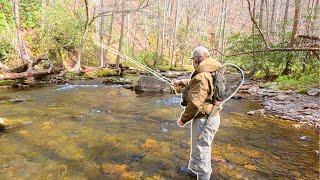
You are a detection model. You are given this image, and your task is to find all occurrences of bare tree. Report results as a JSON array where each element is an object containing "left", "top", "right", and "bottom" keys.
[
  {"left": 116, "top": 0, "right": 126, "bottom": 73},
  {"left": 270, "top": 0, "right": 276, "bottom": 36},
  {"left": 283, "top": 0, "right": 302, "bottom": 75},
  {"left": 105, "top": 0, "right": 116, "bottom": 62},
  {"left": 169, "top": 0, "right": 180, "bottom": 67},
  {"left": 99, "top": 0, "right": 106, "bottom": 67},
  {"left": 70, "top": 0, "right": 150, "bottom": 73},
  {"left": 12, "top": 0, "right": 32, "bottom": 67},
  {"left": 282, "top": 0, "right": 290, "bottom": 36}
]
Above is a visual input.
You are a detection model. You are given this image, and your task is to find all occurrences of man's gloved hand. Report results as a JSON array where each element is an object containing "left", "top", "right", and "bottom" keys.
[
  {"left": 177, "top": 119, "right": 185, "bottom": 127},
  {"left": 171, "top": 79, "right": 186, "bottom": 87}
]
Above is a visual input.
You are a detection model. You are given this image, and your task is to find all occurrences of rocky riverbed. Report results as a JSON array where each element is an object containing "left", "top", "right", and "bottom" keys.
[{"left": 239, "top": 80, "right": 320, "bottom": 129}]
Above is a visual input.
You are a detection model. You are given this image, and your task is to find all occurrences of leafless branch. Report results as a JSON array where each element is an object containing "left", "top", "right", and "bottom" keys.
[{"left": 246, "top": 0, "right": 270, "bottom": 49}]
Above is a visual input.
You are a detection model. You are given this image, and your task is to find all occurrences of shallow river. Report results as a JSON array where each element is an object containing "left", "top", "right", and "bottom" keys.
[{"left": 0, "top": 81, "right": 319, "bottom": 179}]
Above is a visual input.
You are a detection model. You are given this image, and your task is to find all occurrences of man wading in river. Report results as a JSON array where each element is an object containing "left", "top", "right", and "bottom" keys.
[{"left": 172, "top": 46, "right": 222, "bottom": 180}]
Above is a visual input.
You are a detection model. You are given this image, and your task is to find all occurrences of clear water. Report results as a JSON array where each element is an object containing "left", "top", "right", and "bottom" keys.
[{"left": 0, "top": 83, "right": 318, "bottom": 179}]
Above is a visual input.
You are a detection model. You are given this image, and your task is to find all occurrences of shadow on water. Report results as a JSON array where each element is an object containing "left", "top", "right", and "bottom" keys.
[{"left": 0, "top": 83, "right": 319, "bottom": 179}]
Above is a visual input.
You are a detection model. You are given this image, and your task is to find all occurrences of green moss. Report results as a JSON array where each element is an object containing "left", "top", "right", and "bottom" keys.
[
  {"left": 276, "top": 74, "right": 320, "bottom": 93},
  {"left": 0, "top": 80, "right": 16, "bottom": 86},
  {"left": 94, "top": 69, "right": 118, "bottom": 77}
]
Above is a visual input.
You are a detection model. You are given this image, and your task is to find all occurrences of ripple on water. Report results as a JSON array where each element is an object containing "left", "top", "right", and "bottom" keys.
[
  {"left": 54, "top": 83, "right": 99, "bottom": 92},
  {"left": 156, "top": 96, "right": 181, "bottom": 106}
]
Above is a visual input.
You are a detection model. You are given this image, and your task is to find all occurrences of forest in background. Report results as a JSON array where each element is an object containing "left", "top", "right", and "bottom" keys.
[{"left": 0, "top": 0, "right": 319, "bottom": 92}]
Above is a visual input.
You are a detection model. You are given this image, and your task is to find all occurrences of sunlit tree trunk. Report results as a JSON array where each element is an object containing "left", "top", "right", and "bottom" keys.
[
  {"left": 155, "top": 0, "right": 161, "bottom": 66},
  {"left": 12, "top": 0, "right": 32, "bottom": 67},
  {"left": 116, "top": 0, "right": 125, "bottom": 72},
  {"left": 160, "top": 0, "right": 167, "bottom": 62},
  {"left": 99, "top": 0, "right": 106, "bottom": 67},
  {"left": 170, "top": 0, "right": 179, "bottom": 67},
  {"left": 105, "top": 0, "right": 116, "bottom": 63}
]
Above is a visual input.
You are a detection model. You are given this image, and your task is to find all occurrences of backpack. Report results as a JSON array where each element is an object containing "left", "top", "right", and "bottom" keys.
[
  {"left": 181, "top": 70, "right": 225, "bottom": 106},
  {"left": 211, "top": 70, "right": 226, "bottom": 102}
]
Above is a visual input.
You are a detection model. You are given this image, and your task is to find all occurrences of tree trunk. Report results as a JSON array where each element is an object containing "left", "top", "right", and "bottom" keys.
[
  {"left": 116, "top": 0, "right": 125, "bottom": 73},
  {"left": 155, "top": 0, "right": 161, "bottom": 66},
  {"left": 270, "top": 0, "right": 276, "bottom": 35},
  {"left": 265, "top": 0, "right": 269, "bottom": 39},
  {"left": 105, "top": 1, "right": 116, "bottom": 62},
  {"left": 282, "top": 0, "right": 290, "bottom": 35},
  {"left": 99, "top": 0, "right": 106, "bottom": 67},
  {"left": 160, "top": 0, "right": 167, "bottom": 63},
  {"left": 12, "top": 0, "right": 32, "bottom": 67},
  {"left": 259, "top": 0, "right": 264, "bottom": 29},
  {"left": 283, "top": 0, "right": 302, "bottom": 75},
  {"left": 170, "top": 0, "right": 179, "bottom": 67},
  {"left": 220, "top": 0, "right": 228, "bottom": 62},
  {"left": 310, "top": 0, "right": 319, "bottom": 35}
]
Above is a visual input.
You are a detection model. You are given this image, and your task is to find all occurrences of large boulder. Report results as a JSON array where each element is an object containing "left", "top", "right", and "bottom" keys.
[{"left": 135, "top": 76, "right": 171, "bottom": 93}]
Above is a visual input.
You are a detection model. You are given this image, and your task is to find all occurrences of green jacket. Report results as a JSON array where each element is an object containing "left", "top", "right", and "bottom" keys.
[{"left": 180, "top": 57, "right": 222, "bottom": 124}]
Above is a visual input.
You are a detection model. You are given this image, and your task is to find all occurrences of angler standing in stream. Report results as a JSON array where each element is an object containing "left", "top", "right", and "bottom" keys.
[{"left": 172, "top": 46, "right": 222, "bottom": 180}]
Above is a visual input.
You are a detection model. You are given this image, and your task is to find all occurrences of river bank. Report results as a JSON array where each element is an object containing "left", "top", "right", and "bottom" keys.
[{"left": 239, "top": 80, "right": 320, "bottom": 129}]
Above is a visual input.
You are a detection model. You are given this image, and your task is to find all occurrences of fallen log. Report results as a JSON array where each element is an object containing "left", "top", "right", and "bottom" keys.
[{"left": 0, "top": 67, "right": 52, "bottom": 80}]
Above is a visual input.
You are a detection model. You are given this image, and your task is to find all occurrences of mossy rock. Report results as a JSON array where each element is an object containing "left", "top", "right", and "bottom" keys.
[
  {"left": 103, "top": 77, "right": 132, "bottom": 85},
  {"left": 0, "top": 80, "right": 16, "bottom": 86},
  {"left": 94, "top": 69, "right": 118, "bottom": 77},
  {"left": 64, "top": 72, "right": 85, "bottom": 80}
]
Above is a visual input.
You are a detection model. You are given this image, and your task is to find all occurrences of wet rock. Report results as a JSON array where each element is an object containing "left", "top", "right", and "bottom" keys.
[
  {"left": 231, "top": 95, "right": 244, "bottom": 100},
  {"left": 247, "top": 109, "right": 265, "bottom": 116},
  {"left": 103, "top": 78, "right": 132, "bottom": 85},
  {"left": 8, "top": 98, "right": 29, "bottom": 103},
  {"left": 123, "top": 84, "right": 134, "bottom": 89},
  {"left": 303, "top": 103, "right": 318, "bottom": 109},
  {"left": 292, "top": 124, "right": 302, "bottom": 129},
  {"left": 274, "top": 95, "right": 289, "bottom": 101},
  {"left": 299, "top": 136, "right": 309, "bottom": 141},
  {"left": 131, "top": 154, "right": 143, "bottom": 162},
  {"left": 90, "top": 107, "right": 111, "bottom": 114},
  {"left": 135, "top": 76, "right": 171, "bottom": 93},
  {"left": 307, "top": 88, "right": 320, "bottom": 96},
  {"left": 179, "top": 142, "right": 188, "bottom": 149},
  {"left": 177, "top": 165, "right": 197, "bottom": 177}
]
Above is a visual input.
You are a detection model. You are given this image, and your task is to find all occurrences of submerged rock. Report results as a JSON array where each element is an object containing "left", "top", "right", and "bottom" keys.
[
  {"left": 177, "top": 165, "right": 197, "bottom": 177},
  {"left": 8, "top": 98, "right": 27, "bottom": 103},
  {"left": 307, "top": 88, "right": 320, "bottom": 96},
  {"left": 247, "top": 109, "right": 265, "bottom": 116},
  {"left": 131, "top": 154, "right": 143, "bottom": 162},
  {"left": 101, "top": 163, "right": 127, "bottom": 175},
  {"left": 0, "top": 117, "right": 32, "bottom": 131}
]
